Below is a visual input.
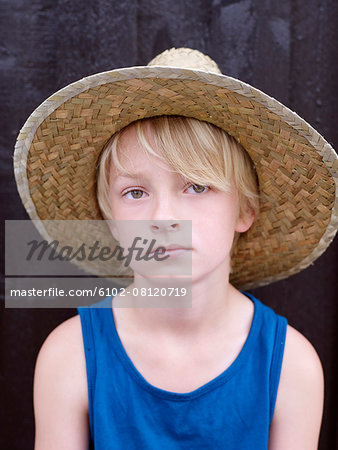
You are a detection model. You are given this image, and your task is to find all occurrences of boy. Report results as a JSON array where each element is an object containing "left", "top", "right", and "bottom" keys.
[{"left": 14, "top": 48, "right": 336, "bottom": 449}]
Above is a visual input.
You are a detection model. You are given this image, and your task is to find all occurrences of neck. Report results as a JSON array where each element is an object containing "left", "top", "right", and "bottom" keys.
[{"left": 116, "top": 260, "right": 237, "bottom": 342}]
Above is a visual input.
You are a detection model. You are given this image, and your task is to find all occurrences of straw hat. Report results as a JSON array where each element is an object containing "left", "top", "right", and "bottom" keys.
[{"left": 13, "top": 47, "right": 338, "bottom": 289}]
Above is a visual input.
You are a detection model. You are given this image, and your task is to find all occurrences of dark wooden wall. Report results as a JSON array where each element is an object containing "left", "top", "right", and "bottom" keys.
[{"left": 1, "top": 1, "right": 337, "bottom": 448}]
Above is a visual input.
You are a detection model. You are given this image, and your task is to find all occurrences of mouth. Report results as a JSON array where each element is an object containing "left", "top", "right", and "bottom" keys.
[{"left": 149, "top": 244, "right": 191, "bottom": 254}]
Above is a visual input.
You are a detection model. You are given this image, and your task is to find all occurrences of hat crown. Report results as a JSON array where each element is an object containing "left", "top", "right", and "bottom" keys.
[{"left": 147, "top": 47, "right": 222, "bottom": 74}]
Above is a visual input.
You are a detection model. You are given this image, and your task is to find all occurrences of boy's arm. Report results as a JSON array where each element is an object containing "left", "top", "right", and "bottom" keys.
[
  {"left": 33, "top": 315, "right": 90, "bottom": 450},
  {"left": 268, "top": 324, "right": 324, "bottom": 450}
]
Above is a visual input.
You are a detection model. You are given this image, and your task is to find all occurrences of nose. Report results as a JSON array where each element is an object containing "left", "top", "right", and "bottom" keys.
[
  {"left": 151, "top": 220, "right": 180, "bottom": 233},
  {"left": 149, "top": 193, "right": 180, "bottom": 232}
]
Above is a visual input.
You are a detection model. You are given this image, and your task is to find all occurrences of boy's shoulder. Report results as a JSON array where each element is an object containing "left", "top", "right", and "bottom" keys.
[
  {"left": 269, "top": 323, "right": 324, "bottom": 447},
  {"left": 34, "top": 314, "right": 88, "bottom": 410},
  {"left": 283, "top": 324, "right": 323, "bottom": 370},
  {"left": 36, "top": 314, "right": 84, "bottom": 363},
  {"left": 281, "top": 324, "right": 324, "bottom": 391},
  {"left": 33, "top": 314, "right": 90, "bottom": 447}
]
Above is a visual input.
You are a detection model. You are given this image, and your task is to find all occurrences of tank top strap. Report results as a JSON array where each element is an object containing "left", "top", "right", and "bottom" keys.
[
  {"left": 243, "top": 291, "right": 288, "bottom": 423},
  {"left": 77, "top": 295, "right": 113, "bottom": 439},
  {"left": 269, "top": 306, "right": 288, "bottom": 422}
]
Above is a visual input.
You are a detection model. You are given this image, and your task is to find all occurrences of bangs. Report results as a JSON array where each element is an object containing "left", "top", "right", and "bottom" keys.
[{"left": 112, "top": 116, "right": 233, "bottom": 193}]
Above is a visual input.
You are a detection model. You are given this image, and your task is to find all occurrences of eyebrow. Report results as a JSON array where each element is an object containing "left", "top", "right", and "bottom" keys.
[
  {"left": 115, "top": 173, "right": 144, "bottom": 179},
  {"left": 114, "top": 171, "right": 187, "bottom": 182}
]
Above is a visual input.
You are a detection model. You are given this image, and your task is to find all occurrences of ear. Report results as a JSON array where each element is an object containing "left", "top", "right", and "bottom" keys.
[{"left": 235, "top": 207, "right": 255, "bottom": 233}]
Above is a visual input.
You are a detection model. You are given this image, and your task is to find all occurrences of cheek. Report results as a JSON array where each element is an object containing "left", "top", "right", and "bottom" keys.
[
  {"left": 199, "top": 201, "right": 238, "bottom": 231},
  {"left": 192, "top": 202, "right": 238, "bottom": 248},
  {"left": 108, "top": 192, "right": 123, "bottom": 221}
]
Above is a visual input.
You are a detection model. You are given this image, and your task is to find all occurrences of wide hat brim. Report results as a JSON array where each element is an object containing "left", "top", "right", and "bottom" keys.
[{"left": 14, "top": 57, "right": 338, "bottom": 289}]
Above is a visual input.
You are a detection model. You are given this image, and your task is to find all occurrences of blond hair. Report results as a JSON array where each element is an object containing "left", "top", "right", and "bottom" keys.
[{"left": 96, "top": 116, "right": 260, "bottom": 244}]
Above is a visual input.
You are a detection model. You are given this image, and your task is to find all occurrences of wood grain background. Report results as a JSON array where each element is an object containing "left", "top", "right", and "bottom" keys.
[{"left": 1, "top": 1, "right": 337, "bottom": 448}]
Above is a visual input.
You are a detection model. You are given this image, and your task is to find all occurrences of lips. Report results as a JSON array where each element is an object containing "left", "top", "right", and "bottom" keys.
[{"left": 150, "top": 244, "right": 190, "bottom": 253}]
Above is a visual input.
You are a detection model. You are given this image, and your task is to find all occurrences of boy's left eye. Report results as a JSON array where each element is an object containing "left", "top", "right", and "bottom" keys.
[{"left": 186, "top": 184, "right": 210, "bottom": 194}]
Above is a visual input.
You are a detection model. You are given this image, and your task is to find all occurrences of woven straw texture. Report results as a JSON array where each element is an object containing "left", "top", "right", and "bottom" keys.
[{"left": 14, "top": 48, "right": 338, "bottom": 289}]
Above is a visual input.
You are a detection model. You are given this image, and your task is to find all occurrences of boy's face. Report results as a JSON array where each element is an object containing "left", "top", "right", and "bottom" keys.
[{"left": 108, "top": 123, "right": 252, "bottom": 280}]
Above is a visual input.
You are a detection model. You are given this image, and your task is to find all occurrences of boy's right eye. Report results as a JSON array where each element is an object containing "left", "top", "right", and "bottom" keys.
[{"left": 123, "top": 189, "right": 146, "bottom": 200}]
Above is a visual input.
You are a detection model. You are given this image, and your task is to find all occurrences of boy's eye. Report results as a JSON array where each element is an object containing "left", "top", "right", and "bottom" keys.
[
  {"left": 186, "top": 184, "right": 209, "bottom": 194},
  {"left": 122, "top": 184, "right": 209, "bottom": 200},
  {"left": 123, "top": 189, "right": 145, "bottom": 200}
]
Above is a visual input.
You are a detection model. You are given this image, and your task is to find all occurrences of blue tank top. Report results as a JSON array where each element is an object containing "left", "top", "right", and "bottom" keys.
[{"left": 77, "top": 292, "right": 287, "bottom": 450}]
